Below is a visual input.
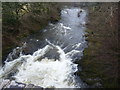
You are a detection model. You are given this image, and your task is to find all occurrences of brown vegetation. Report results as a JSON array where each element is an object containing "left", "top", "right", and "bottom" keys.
[
  {"left": 76, "top": 2, "right": 119, "bottom": 88},
  {"left": 2, "top": 2, "right": 61, "bottom": 61}
]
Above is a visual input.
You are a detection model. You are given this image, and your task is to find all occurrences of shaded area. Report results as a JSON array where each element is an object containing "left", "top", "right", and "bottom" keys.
[
  {"left": 2, "top": 2, "right": 61, "bottom": 62},
  {"left": 75, "top": 2, "right": 119, "bottom": 88}
]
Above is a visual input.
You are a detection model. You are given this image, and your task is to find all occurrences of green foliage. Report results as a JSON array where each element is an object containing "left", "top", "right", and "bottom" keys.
[
  {"left": 30, "top": 3, "right": 49, "bottom": 13},
  {"left": 2, "top": 2, "right": 59, "bottom": 25},
  {"left": 2, "top": 2, "right": 61, "bottom": 62},
  {"left": 2, "top": 2, "right": 28, "bottom": 25}
]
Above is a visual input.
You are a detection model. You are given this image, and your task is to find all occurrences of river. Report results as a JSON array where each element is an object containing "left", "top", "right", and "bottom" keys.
[{"left": 0, "top": 7, "right": 87, "bottom": 88}]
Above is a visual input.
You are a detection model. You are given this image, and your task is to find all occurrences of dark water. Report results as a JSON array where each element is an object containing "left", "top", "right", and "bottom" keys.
[
  {"left": 22, "top": 7, "right": 87, "bottom": 60},
  {"left": 1, "top": 7, "right": 88, "bottom": 88}
]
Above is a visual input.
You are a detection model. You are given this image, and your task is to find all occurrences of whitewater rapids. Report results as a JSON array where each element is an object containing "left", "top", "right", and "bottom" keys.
[{"left": 0, "top": 7, "right": 87, "bottom": 88}]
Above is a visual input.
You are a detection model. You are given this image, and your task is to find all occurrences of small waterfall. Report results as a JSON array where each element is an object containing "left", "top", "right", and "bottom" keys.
[
  {"left": 1, "top": 40, "right": 80, "bottom": 88},
  {"left": 0, "top": 7, "right": 87, "bottom": 88}
]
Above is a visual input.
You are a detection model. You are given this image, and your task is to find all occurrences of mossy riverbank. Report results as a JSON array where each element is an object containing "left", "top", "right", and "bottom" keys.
[
  {"left": 1, "top": 2, "right": 119, "bottom": 88},
  {"left": 2, "top": 2, "right": 61, "bottom": 62},
  {"left": 76, "top": 2, "right": 119, "bottom": 88}
]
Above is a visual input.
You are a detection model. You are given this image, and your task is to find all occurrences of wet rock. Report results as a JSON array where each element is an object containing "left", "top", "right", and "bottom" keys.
[
  {"left": 33, "top": 86, "right": 43, "bottom": 89},
  {"left": 0, "top": 79, "right": 10, "bottom": 89},
  {"left": 91, "top": 82, "right": 103, "bottom": 88},
  {"left": 25, "top": 84, "right": 34, "bottom": 88},
  {"left": 6, "top": 80, "right": 25, "bottom": 88},
  {"left": 0, "top": 79, "right": 44, "bottom": 89}
]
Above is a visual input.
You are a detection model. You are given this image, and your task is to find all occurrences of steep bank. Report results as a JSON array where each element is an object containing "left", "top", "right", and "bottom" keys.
[
  {"left": 2, "top": 2, "right": 61, "bottom": 62},
  {"left": 76, "top": 3, "right": 119, "bottom": 88}
]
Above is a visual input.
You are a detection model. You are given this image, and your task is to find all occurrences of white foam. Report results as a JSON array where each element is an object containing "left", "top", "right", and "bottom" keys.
[
  {"left": 0, "top": 8, "right": 87, "bottom": 88},
  {"left": 0, "top": 41, "right": 79, "bottom": 88}
]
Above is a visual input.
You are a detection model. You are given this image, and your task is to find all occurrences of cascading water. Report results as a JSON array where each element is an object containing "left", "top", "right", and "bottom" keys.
[{"left": 0, "top": 7, "right": 87, "bottom": 88}]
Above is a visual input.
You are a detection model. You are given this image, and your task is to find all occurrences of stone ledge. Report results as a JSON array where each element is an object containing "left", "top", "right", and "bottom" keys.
[{"left": 0, "top": 79, "right": 43, "bottom": 89}]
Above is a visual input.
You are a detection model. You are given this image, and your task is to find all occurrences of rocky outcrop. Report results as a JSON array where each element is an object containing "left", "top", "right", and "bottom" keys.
[{"left": 0, "top": 79, "right": 43, "bottom": 89}]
